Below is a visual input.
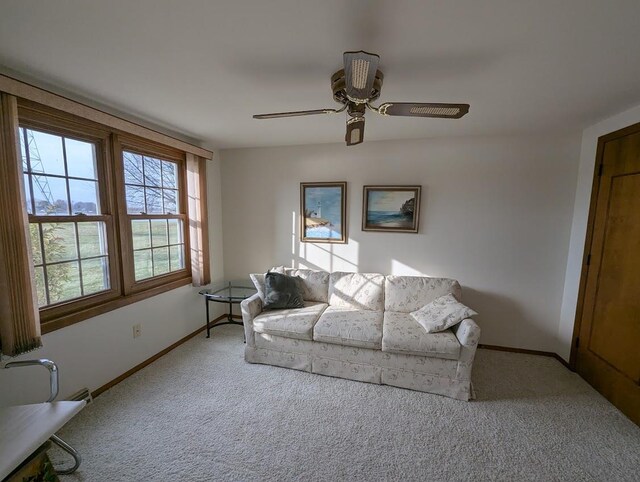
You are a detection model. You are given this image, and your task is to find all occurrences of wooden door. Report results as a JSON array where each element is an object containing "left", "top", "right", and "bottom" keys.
[{"left": 574, "top": 123, "right": 640, "bottom": 425}]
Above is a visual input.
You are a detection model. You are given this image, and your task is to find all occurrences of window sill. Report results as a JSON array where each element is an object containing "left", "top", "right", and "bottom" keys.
[{"left": 40, "top": 276, "right": 193, "bottom": 334}]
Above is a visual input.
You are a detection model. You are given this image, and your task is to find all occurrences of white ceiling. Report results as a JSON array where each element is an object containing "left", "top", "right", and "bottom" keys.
[{"left": 1, "top": 0, "right": 640, "bottom": 149}]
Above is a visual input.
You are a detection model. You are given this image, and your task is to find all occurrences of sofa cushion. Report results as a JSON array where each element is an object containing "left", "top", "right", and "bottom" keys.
[
  {"left": 382, "top": 311, "right": 461, "bottom": 360},
  {"left": 254, "top": 301, "right": 328, "bottom": 341},
  {"left": 283, "top": 268, "right": 330, "bottom": 303},
  {"left": 328, "top": 272, "right": 385, "bottom": 311},
  {"left": 411, "top": 293, "right": 478, "bottom": 333},
  {"left": 384, "top": 275, "right": 462, "bottom": 313},
  {"left": 313, "top": 306, "right": 383, "bottom": 349}
]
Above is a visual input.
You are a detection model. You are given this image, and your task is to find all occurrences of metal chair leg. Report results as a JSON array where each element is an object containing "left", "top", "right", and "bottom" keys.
[{"left": 50, "top": 434, "right": 81, "bottom": 475}]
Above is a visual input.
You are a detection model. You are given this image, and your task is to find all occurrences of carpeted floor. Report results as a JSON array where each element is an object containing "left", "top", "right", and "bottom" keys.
[{"left": 51, "top": 325, "right": 640, "bottom": 481}]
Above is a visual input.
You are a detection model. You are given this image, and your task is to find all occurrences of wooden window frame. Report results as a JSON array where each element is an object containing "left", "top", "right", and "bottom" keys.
[
  {"left": 16, "top": 100, "right": 193, "bottom": 334},
  {"left": 113, "top": 135, "right": 192, "bottom": 295}
]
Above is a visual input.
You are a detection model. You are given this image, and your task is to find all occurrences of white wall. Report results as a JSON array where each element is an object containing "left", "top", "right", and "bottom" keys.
[
  {"left": 557, "top": 103, "right": 640, "bottom": 361},
  {"left": 221, "top": 134, "right": 580, "bottom": 353},
  {"left": 0, "top": 154, "right": 225, "bottom": 405}
]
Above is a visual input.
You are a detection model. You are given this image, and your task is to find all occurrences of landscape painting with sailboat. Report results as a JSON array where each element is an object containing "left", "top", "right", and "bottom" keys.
[
  {"left": 301, "top": 182, "right": 346, "bottom": 243},
  {"left": 363, "top": 186, "right": 421, "bottom": 233}
]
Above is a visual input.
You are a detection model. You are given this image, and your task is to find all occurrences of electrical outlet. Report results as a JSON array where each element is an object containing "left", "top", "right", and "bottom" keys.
[{"left": 133, "top": 323, "right": 141, "bottom": 338}]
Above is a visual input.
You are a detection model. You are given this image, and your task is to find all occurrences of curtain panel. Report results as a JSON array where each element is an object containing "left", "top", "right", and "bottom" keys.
[
  {"left": 0, "top": 93, "right": 42, "bottom": 357},
  {"left": 186, "top": 153, "right": 211, "bottom": 287}
]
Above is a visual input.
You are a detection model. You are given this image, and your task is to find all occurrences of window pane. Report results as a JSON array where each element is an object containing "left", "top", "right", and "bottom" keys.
[
  {"left": 65, "top": 138, "right": 97, "bottom": 180},
  {"left": 47, "top": 261, "right": 81, "bottom": 304},
  {"left": 123, "top": 152, "right": 144, "bottom": 185},
  {"left": 24, "top": 174, "right": 33, "bottom": 214},
  {"left": 163, "top": 189, "right": 177, "bottom": 214},
  {"left": 131, "top": 220, "right": 151, "bottom": 250},
  {"left": 169, "top": 245, "right": 184, "bottom": 270},
  {"left": 29, "top": 224, "right": 42, "bottom": 265},
  {"left": 20, "top": 127, "right": 28, "bottom": 171},
  {"left": 134, "top": 250, "right": 153, "bottom": 281},
  {"left": 81, "top": 257, "right": 110, "bottom": 295},
  {"left": 78, "top": 222, "right": 107, "bottom": 258},
  {"left": 146, "top": 188, "right": 163, "bottom": 214},
  {"left": 69, "top": 179, "right": 100, "bottom": 214},
  {"left": 26, "top": 129, "right": 66, "bottom": 176},
  {"left": 34, "top": 266, "right": 47, "bottom": 307},
  {"left": 42, "top": 223, "right": 78, "bottom": 263},
  {"left": 153, "top": 247, "right": 170, "bottom": 275},
  {"left": 33, "top": 175, "right": 69, "bottom": 215},
  {"left": 126, "top": 185, "right": 145, "bottom": 214},
  {"left": 168, "top": 219, "right": 182, "bottom": 245},
  {"left": 144, "top": 156, "right": 162, "bottom": 187},
  {"left": 151, "top": 219, "right": 168, "bottom": 247},
  {"left": 162, "top": 161, "right": 178, "bottom": 188}
]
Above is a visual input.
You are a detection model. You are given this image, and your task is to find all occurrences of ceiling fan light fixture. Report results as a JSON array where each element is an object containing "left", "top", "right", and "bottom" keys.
[
  {"left": 343, "top": 50, "right": 380, "bottom": 103},
  {"left": 351, "top": 59, "right": 370, "bottom": 89}
]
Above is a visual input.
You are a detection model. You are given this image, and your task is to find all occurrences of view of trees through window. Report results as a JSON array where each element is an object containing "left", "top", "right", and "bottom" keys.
[
  {"left": 20, "top": 127, "right": 109, "bottom": 306},
  {"left": 123, "top": 151, "right": 185, "bottom": 281}
]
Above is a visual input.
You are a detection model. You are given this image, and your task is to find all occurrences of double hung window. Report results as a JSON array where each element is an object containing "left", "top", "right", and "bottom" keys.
[
  {"left": 21, "top": 127, "right": 111, "bottom": 307},
  {"left": 17, "top": 102, "right": 193, "bottom": 331},
  {"left": 116, "top": 137, "right": 190, "bottom": 292}
]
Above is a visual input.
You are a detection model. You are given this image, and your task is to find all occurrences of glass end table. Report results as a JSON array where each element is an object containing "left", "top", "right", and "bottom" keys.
[{"left": 199, "top": 281, "right": 256, "bottom": 338}]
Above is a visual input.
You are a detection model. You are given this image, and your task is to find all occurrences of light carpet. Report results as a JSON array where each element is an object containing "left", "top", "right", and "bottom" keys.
[{"left": 51, "top": 325, "right": 640, "bottom": 481}]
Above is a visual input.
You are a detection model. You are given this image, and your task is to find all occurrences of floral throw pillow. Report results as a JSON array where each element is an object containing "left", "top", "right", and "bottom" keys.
[{"left": 410, "top": 293, "right": 478, "bottom": 333}]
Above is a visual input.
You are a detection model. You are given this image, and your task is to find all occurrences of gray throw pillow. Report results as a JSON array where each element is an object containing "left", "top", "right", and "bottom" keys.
[
  {"left": 263, "top": 272, "right": 304, "bottom": 310},
  {"left": 250, "top": 266, "right": 287, "bottom": 303}
]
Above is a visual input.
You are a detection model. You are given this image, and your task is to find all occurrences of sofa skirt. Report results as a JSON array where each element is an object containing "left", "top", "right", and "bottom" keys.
[{"left": 246, "top": 333, "right": 473, "bottom": 401}]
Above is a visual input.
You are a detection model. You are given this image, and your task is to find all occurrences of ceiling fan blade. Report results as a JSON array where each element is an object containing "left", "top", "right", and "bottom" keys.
[
  {"left": 343, "top": 51, "right": 380, "bottom": 103},
  {"left": 253, "top": 107, "right": 343, "bottom": 119},
  {"left": 345, "top": 116, "right": 365, "bottom": 146},
  {"left": 377, "top": 102, "right": 470, "bottom": 119}
]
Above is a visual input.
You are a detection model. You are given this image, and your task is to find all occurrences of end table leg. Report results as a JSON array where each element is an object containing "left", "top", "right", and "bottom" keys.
[{"left": 206, "top": 298, "right": 211, "bottom": 338}]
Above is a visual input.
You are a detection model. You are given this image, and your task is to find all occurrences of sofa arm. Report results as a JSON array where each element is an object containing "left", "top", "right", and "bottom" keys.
[
  {"left": 454, "top": 318, "right": 481, "bottom": 348},
  {"left": 453, "top": 318, "right": 481, "bottom": 381},
  {"left": 241, "top": 293, "right": 263, "bottom": 347}
]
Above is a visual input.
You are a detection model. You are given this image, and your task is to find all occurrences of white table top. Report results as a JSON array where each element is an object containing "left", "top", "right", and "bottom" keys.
[{"left": 0, "top": 401, "right": 85, "bottom": 480}]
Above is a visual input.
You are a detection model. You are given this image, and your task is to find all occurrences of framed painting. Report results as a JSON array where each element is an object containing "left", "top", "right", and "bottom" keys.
[
  {"left": 300, "top": 182, "right": 347, "bottom": 243},
  {"left": 362, "top": 185, "right": 421, "bottom": 233}
]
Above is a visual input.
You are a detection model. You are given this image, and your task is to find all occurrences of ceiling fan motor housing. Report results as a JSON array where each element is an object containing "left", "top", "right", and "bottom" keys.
[
  {"left": 347, "top": 102, "right": 366, "bottom": 118},
  {"left": 331, "top": 68, "right": 384, "bottom": 105}
]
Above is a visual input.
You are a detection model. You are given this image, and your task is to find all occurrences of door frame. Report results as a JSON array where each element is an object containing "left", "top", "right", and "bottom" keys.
[{"left": 570, "top": 120, "right": 640, "bottom": 369}]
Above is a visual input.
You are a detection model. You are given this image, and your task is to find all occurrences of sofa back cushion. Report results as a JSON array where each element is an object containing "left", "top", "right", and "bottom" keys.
[
  {"left": 284, "top": 268, "right": 330, "bottom": 303},
  {"left": 385, "top": 275, "right": 462, "bottom": 313},
  {"left": 329, "top": 272, "right": 385, "bottom": 311}
]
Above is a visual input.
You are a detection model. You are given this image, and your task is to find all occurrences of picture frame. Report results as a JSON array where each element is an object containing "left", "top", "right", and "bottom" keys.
[
  {"left": 362, "top": 185, "right": 421, "bottom": 233},
  {"left": 300, "top": 182, "right": 347, "bottom": 243}
]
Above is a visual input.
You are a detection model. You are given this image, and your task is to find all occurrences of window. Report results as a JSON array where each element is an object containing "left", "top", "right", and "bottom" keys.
[
  {"left": 20, "top": 126, "right": 115, "bottom": 309},
  {"left": 121, "top": 149, "right": 187, "bottom": 283},
  {"left": 14, "top": 100, "right": 200, "bottom": 332}
]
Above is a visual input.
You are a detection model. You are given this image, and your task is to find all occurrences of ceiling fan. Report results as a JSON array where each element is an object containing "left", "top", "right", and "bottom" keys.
[{"left": 253, "top": 50, "right": 470, "bottom": 146}]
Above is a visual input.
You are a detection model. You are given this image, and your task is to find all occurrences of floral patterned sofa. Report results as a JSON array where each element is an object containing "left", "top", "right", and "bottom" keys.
[{"left": 241, "top": 269, "right": 481, "bottom": 401}]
